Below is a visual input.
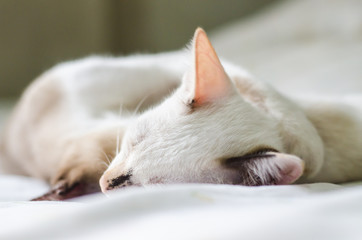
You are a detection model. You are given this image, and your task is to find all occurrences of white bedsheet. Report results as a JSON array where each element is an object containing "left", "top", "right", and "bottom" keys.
[{"left": 0, "top": 176, "right": 361, "bottom": 240}]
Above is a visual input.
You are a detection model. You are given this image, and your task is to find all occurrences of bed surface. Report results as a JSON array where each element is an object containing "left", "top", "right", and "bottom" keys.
[
  {"left": 1, "top": 0, "right": 362, "bottom": 239},
  {"left": 1, "top": 177, "right": 362, "bottom": 240}
]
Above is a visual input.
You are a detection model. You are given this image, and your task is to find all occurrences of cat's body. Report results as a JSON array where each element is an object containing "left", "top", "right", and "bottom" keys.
[
  {"left": 1, "top": 29, "right": 362, "bottom": 199},
  {"left": 0, "top": 51, "right": 187, "bottom": 192}
]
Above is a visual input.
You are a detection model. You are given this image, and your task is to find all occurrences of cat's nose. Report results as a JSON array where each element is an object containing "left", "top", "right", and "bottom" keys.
[
  {"left": 99, "top": 172, "right": 133, "bottom": 193},
  {"left": 99, "top": 175, "right": 110, "bottom": 193}
]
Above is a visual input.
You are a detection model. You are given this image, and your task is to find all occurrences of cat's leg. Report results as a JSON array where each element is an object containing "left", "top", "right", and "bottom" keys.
[
  {"left": 35, "top": 54, "right": 187, "bottom": 200},
  {"left": 2, "top": 52, "right": 186, "bottom": 200},
  {"left": 32, "top": 124, "right": 124, "bottom": 200},
  {"left": 55, "top": 52, "right": 186, "bottom": 115}
]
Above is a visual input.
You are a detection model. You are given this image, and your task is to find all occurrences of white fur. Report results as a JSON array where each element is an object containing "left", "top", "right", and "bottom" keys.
[
  {"left": 103, "top": 57, "right": 321, "bottom": 187},
  {"left": 1, "top": 30, "right": 362, "bottom": 194}
]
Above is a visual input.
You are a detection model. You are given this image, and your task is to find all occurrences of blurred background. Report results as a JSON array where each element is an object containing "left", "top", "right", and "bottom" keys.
[
  {"left": 0, "top": 0, "right": 361, "bottom": 101},
  {"left": 0, "top": 0, "right": 276, "bottom": 98}
]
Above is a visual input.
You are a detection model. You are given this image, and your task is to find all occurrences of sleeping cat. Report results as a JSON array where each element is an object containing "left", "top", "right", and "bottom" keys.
[{"left": 1, "top": 28, "right": 362, "bottom": 200}]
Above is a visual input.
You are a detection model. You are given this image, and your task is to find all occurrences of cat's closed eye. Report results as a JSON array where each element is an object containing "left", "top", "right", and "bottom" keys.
[{"left": 223, "top": 147, "right": 277, "bottom": 168}]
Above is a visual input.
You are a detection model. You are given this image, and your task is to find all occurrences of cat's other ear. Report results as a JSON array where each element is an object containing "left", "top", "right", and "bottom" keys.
[
  {"left": 184, "top": 28, "right": 234, "bottom": 107},
  {"left": 225, "top": 152, "right": 304, "bottom": 186}
]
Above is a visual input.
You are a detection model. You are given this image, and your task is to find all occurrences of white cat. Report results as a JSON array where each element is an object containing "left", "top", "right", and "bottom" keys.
[{"left": 1, "top": 28, "right": 362, "bottom": 200}]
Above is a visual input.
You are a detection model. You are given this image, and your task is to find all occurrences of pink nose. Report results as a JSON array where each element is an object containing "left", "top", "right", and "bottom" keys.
[{"left": 99, "top": 174, "right": 110, "bottom": 194}]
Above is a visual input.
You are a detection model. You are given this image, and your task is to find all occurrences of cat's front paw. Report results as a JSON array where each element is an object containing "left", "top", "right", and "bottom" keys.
[
  {"left": 33, "top": 128, "right": 118, "bottom": 201},
  {"left": 31, "top": 180, "right": 100, "bottom": 201}
]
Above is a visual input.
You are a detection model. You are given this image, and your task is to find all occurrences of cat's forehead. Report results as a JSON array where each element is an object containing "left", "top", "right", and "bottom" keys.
[
  {"left": 126, "top": 110, "right": 169, "bottom": 143},
  {"left": 126, "top": 119, "right": 150, "bottom": 144}
]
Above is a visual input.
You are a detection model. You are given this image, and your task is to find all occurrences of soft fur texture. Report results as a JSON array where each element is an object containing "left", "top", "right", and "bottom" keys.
[{"left": 1, "top": 28, "right": 362, "bottom": 199}]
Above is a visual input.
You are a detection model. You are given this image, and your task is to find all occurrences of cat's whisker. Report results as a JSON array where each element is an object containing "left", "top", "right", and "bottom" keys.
[
  {"left": 101, "top": 151, "right": 111, "bottom": 166},
  {"left": 133, "top": 94, "right": 150, "bottom": 116},
  {"left": 99, "top": 161, "right": 110, "bottom": 170},
  {"left": 116, "top": 103, "right": 123, "bottom": 155}
]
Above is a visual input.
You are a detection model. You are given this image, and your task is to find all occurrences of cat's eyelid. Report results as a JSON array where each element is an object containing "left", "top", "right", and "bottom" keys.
[{"left": 222, "top": 147, "right": 278, "bottom": 165}]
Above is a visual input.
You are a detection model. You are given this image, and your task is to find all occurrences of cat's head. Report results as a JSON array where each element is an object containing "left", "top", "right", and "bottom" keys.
[{"left": 100, "top": 28, "right": 323, "bottom": 192}]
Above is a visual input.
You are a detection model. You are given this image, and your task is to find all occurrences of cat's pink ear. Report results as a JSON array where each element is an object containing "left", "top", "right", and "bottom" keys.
[
  {"left": 187, "top": 28, "right": 233, "bottom": 107},
  {"left": 225, "top": 152, "right": 304, "bottom": 186},
  {"left": 266, "top": 153, "right": 305, "bottom": 185}
]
